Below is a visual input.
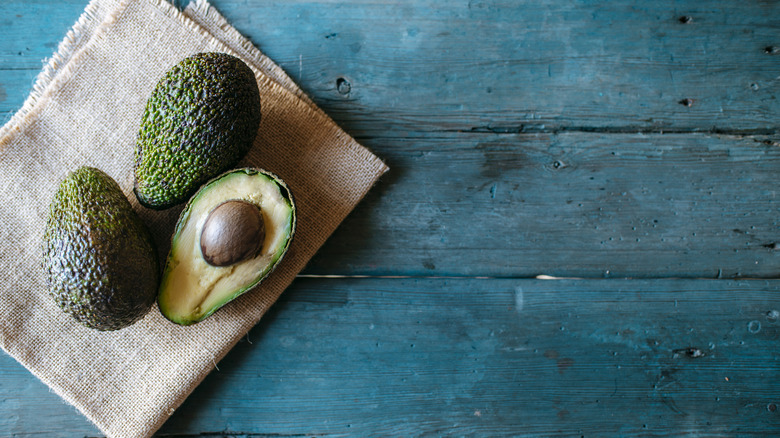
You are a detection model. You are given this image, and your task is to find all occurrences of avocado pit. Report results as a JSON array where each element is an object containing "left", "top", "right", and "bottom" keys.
[{"left": 200, "top": 200, "right": 265, "bottom": 267}]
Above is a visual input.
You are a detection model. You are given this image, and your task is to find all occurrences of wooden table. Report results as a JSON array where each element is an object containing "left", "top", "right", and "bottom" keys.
[{"left": 1, "top": 0, "right": 779, "bottom": 436}]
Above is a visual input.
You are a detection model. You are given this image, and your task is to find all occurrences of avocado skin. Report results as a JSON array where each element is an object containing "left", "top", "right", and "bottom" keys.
[
  {"left": 134, "top": 52, "right": 262, "bottom": 210},
  {"left": 42, "top": 167, "right": 159, "bottom": 331}
]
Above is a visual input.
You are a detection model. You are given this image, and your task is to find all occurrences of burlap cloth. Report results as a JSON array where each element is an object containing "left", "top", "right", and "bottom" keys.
[{"left": 0, "top": 0, "right": 388, "bottom": 436}]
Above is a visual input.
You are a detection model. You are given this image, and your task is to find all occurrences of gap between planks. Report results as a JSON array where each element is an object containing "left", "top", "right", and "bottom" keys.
[
  {"left": 451, "top": 125, "right": 779, "bottom": 136},
  {"left": 296, "top": 274, "right": 780, "bottom": 280}
]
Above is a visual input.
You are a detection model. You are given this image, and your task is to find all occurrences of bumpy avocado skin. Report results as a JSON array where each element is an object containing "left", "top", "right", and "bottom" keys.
[
  {"left": 134, "top": 52, "right": 262, "bottom": 210},
  {"left": 42, "top": 167, "right": 159, "bottom": 331}
]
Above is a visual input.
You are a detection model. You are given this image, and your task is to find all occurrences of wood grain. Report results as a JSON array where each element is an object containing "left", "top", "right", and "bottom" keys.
[
  {"left": 245, "top": 0, "right": 780, "bottom": 136},
  {"left": 2, "top": 1, "right": 777, "bottom": 278},
  {"left": 306, "top": 132, "right": 780, "bottom": 278},
  {"left": 0, "top": 0, "right": 778, "bottom": 436},
  {"left": 1, "top": 0, "right": 779, "bottom": 134},
  {"left": 0, "top": 1, "right": 87, "bottom": 68},
  {"left": 2, "top": 277, "right": 778, "bottom": 436}
]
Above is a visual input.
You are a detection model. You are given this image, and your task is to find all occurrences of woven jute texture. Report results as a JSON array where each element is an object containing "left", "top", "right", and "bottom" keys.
[{"left": 0, "top": 0, "right": 388, "bottom": 436}]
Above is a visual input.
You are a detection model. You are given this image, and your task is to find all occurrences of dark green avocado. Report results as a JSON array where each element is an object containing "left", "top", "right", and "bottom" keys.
[
  {"left": 134, "top": 52, "right": 262, "bottom": 210},
  {"left": 42, "top": 167, "right": 159, "bottom": 331},
  {"left": 158, "top": 168, "right": 295, "bottom": 325}
]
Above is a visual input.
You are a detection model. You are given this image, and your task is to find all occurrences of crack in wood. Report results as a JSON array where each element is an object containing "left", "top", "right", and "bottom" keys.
[{"left": 458, "top": 125, "right": 779, "bottom": 136}]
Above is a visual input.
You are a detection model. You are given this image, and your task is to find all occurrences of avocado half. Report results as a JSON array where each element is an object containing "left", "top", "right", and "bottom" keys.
[{"left": 158, "top": 168, "right": 295, "bottom": 325}]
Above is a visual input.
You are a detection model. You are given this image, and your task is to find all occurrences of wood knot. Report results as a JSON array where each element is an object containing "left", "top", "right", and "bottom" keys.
[{"left": 336, "top": 77, "right": 352, "bottom": 95}]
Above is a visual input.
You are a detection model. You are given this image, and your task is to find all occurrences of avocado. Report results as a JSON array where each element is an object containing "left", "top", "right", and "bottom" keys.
[
  {"left": 158, "top": 168, "right": 295, "bottom": 325},
  {"left": 42, "top": 167, "right": 159, "bottom": 331},
  {"left": 134, "top": 52, "right": 262, "bottom": 210}
]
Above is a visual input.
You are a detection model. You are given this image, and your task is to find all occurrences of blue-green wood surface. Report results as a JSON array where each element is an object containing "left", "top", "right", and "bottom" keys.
[{"left": 1, "top": 0, "right": 778, "bottom": 436}]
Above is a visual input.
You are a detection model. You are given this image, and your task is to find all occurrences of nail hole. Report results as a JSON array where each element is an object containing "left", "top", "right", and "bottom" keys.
[
  {"left": 765, "top": 46, "right": 779, "bottom": 55},
  {"left": 336, "top": 77, "right": 352, "bottom": 95},
  {"left": 674, "top": 347, "right": 705, "bottom": 358},
  {"left": 679, "top": 98, "right": 694, "bottom": 107},
  {"left": 678, "top": 16, "right": 692, "bottom": 24}
]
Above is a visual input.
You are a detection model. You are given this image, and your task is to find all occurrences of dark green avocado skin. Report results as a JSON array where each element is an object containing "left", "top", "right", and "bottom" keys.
[
  {"left": 42, "top": 167, "right": 159, "bottom": 331},
  {"left": 134, "top": 52, "right": 262, "bottom": 210}
]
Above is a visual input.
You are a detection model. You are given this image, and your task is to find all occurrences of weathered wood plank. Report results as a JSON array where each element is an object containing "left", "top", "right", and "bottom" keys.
[
  {"left": 304, "top": 132, "right": 780, "bottom": 278},
  {"left": 1, "top": 0, "right": 779, "bottom": 133},
  {"left": 4, "top": 4, "right": 777, "bottom": 278},
  {"left": 216, "top": 0, "right": 780, "bottom": 134},
  {"left": 0, "top": 2, "right": 778, "bottom": 437},
  {"left": 2, "top": 277, "right": 777, "bottom": 436},
  {"left": 0, "top": 1, "right": 87, "bottom": 68}
]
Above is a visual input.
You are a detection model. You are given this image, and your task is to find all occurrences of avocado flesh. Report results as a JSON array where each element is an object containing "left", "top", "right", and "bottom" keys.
[
  {"left": 42, "top": 167, "right": 159, "bottom": 331},
  {"left": 134, "top": 52, "right": 262, "bottom": 209},
  {"left": 158, "top": 169, "right": 294, "bottom": 325}
]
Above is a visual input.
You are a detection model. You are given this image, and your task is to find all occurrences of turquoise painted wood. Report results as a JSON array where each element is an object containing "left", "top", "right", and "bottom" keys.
[
  {"left": 307, "top": 132, "right": 780, "bottom": 278},
  {"left": 2, "top": 1, "right": 779, "bottom": 135},
  {"left": 1, "top": 278, "right": 779, "bottom": 436},
  {"left": 0, "top": 0, "right": 779, "bottom": 436}
]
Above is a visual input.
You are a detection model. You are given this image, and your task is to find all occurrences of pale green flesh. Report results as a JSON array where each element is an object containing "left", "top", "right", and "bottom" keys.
[{"left": 159, "top": 171, "right": 293, "bottom": 324}]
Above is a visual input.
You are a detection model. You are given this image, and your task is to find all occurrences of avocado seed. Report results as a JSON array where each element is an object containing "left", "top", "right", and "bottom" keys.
[{"left": 200, "top": 200, "right": 265, "bottom": 267}]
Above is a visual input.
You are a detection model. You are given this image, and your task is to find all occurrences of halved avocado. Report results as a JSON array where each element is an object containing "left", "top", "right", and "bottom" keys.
[{"left": 158, "top": 168, "right": 295, "bottom": 325}]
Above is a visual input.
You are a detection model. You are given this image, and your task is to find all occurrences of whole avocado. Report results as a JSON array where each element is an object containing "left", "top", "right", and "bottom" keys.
[
  {"left": 134, "top": 52, "right": 262, "bottom": 210},
  {"left": 42, "top": 167, "right": 159, "bottom": 331}
]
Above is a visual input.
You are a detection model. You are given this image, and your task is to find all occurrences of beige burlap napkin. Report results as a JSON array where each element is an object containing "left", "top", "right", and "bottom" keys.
[{"left": 0, "top": 0, "right": 388, "bottom": 437}]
